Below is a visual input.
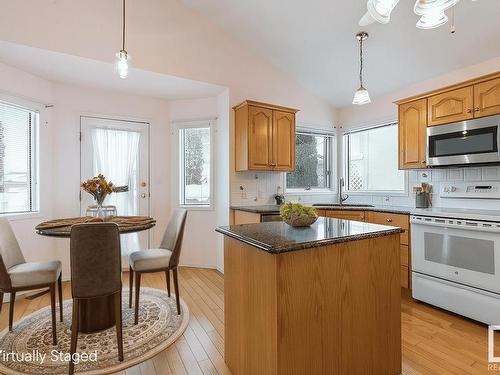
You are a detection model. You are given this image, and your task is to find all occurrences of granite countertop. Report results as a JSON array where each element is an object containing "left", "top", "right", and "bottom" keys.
[
  {"left": 216, "top": 217, "right": 403, "bottom": 254},
  {"left": 230, "top": 205, "right": 282, "bottom": 214}
]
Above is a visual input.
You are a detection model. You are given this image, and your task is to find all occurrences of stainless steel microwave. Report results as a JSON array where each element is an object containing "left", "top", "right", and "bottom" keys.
[{"left": 427, "top": 114, "right": 500, "bottom": 167}]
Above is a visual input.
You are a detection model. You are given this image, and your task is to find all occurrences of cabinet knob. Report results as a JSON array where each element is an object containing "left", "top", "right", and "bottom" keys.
[
  {"left": 270, "top": 162, "right": 277, "bottom": 166},
  {"left": 466, "top": 109, "right": 472, "bottom": 113},
  {"left": 422, "top": 160, "right": 426, "bottom": 164},
  {"left": 386, "top": 218, "right": 393, "bottom": 223},
  {"left": 474, "top": 107, "right": 480, "bottom": 112}
]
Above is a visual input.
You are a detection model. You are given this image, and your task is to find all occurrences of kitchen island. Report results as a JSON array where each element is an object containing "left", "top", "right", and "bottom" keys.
[{"left": 216, "top": 217, "right": 403, "bottom": 375}]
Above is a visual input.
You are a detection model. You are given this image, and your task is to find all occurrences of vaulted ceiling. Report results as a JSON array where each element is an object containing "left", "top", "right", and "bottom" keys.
[{"left": 183, "top": 0, "right": 500, "bottom": 107}]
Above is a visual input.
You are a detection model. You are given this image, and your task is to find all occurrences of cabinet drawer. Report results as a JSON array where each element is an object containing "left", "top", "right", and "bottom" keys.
[
  {"left": 400, "top": 245, "right": 409, "bottom": 267},
  {"left": 368, "top": 211, "right": 409, "bottom": 245},
  {"left": 401, "top": 265, "right": 409, "bottom": 289},
  {"left": 323, "top": 210, "right": 366, "bottom": 222}
]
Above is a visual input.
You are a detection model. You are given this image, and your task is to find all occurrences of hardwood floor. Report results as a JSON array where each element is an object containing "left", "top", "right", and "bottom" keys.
[{"left": 0, "top": 267, "right": 496, "bottom": 374}]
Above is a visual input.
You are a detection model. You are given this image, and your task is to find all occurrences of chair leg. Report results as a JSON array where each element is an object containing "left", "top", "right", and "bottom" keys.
[
  {"left": 134, "top": 272, "right": 141, "bottom": 325},
  {"left": 129, "top": 266, "right": 133, "bottom": 308},
  {"left": 165, "top": 269, "right": 171, "bottom": 297},
  {"left": 172, "top": 268, "right": 181, "bottom": 315},
  {"left": 114, "top": 292, "right": 124, "bottom": 362},
  {"left": 50, "top": 284, "right": 57, "bottom": 345},
  {"left": 8, "top": 292, "right": 15, "bottom": 331},
  {"left": 0, "top": 292, "right": 3, "bottom": 314},
  {"left": 69, "top": 299, "right": 79, "bottom": 375},
  {"left": 58, "top": 274, "right": 63, "bottom": 322}
]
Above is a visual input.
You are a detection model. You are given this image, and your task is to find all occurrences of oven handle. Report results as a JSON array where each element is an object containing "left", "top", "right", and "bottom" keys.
[{"left": 411, "top": 217, "right": 500, "bottom": 234}]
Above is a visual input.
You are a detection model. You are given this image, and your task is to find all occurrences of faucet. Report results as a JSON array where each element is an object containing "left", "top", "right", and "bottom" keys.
[{"left": 339, "top": 177, "right": 349, "bottom": 204}]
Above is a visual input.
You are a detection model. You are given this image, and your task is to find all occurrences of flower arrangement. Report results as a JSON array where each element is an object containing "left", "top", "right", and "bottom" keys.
[{"left": 80, "top": 174, "right": 116, "bottom": 206}]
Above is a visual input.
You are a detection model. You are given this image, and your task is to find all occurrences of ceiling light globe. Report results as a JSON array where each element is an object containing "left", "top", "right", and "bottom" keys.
[
  {"left": 115, "top": 50, "right": 131, "bottom": 79},
  {"left": 416, "top": 10, "right": 448, "bottom": 29},
  {"left": 352, "top": 87, "right": 372, "bottom": 105},
  {"left": 367, "top": 0, "right": 400, "bottom": 24},
  {"left": 414, "top": 0, "right": 459, "bottom": 15}
]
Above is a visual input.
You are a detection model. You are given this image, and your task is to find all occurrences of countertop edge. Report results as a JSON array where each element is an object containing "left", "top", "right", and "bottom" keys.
[{"left": 216, "top": 226, "right": 403, "bottom": 254}]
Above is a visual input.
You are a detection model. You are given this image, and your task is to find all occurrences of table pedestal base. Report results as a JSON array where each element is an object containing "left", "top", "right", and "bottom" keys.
[{"left": 78, "top": 295, "right": 116, "bottom": 333}]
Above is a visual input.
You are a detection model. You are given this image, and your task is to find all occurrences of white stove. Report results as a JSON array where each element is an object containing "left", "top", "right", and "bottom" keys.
[{"left": 411, "top": 181, "right": 500, "bottom": 325}]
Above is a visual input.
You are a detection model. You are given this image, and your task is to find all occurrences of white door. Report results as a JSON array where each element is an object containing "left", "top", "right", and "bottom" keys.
[{"left": 80, "top": 116, "right": 150, "bottom": 263}]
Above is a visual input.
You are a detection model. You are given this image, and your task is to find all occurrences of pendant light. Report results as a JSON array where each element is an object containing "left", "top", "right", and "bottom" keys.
[
  {"left": 115, "top": 0, "right": 131, "bottom": 79},
  {"left": 359, "top": 0, "right": 400, "bottom": 26},
  {"left": 352, "top": 32, "right": 371, "bottom": 106},
  {"left": 414, "top": 0, "right": 459, "bottom": 29}
]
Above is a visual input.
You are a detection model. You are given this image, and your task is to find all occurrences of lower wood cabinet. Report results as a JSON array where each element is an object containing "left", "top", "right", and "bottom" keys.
[{"left": 318, "top": 209, "right": 412, "bottom": 289}]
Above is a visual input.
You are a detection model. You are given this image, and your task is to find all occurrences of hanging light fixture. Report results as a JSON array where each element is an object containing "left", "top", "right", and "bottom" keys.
[
  {"left": 414, "top": 0, "right": 459, "bottom": 29},
  {"left": 359, "top": 0, "right": 400, "bottom": 26},
  {"left": 352, "top": 32, "right": 371, "bottom": 106},
  {"left": 115, "top": 0, "right": 131, "bottom": 79}
]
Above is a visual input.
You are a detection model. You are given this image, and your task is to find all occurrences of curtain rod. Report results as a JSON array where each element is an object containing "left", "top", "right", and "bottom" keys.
[{"left": 341, "top": 120, "right": 397, "bottom": 136}]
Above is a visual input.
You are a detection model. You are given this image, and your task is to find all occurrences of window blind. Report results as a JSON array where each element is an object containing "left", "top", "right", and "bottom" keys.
[{"left": 0, "top": 101, "right": 37, "bottom": 214}]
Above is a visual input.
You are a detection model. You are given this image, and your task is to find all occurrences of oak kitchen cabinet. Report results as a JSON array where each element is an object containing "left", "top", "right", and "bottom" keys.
[
  {"left": 399, "top": 98, "right": 428, "bottom": 169},
  {"left": 317, "top": 209, "right": 412, "bottom": 289},
  {"left": 234, "top": 100, "right": 298, "bottom": 172},
  {"left": 396, "top": 71, "right": 500, "bottom": 170}
]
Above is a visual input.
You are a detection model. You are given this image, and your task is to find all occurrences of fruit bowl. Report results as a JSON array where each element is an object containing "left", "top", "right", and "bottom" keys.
[{"left": 280, "top": 203, "right": 318, "bottom": 227}]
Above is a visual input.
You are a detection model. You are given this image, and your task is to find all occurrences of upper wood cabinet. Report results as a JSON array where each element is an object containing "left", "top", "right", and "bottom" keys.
[
  {"left": 234, "top": 100, "right": 298, "bottom": 172},
  {"left": 399, "top": 98, "right": 427, "bottom": 169},
  {"left": 427, "top": 86, "right": 474, "bottom": 126},
  {"left": 474, "top": 77, "right": 500, "bottom": 118}
]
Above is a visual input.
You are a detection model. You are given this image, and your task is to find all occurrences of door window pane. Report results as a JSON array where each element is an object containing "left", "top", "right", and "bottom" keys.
[
  {"left": 345, "top": 124, "right": 405, "bottom": 192},
  {"left": 180, "top": 126, "right": 211, "bottom": 206},
  {"left": 0, "top": 102, "right": 38, "bottom": 214},
  {"left": 286, "top": 133, "right": 333, "bottom": 190}
]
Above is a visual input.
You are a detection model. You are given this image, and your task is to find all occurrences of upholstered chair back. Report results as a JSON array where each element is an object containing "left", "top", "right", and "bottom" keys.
[
  {"left": 70, "top": 223, "right": 122, "bottom": 299},
  {"left": 0, "top": 219, "right": 26, "bottom": 290},
  {"left": 159, "top": 209, "right": 187, "bottom": 268}
]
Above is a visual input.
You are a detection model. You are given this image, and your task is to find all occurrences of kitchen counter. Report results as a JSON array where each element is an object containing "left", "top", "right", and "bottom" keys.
[
  {"left": 219, "top": 217, "right": 402, "bottom": 375},
  {"left": 314, "top": 204, "right": 411, "bottom": 215},
  {"left": 216, "top": 217, "right": 402, "bottom": 253},
  {"left": 230, "top": 204, "right": 282, "bottom": 213}
]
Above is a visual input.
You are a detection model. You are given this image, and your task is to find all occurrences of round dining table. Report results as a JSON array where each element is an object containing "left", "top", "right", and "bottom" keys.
[{"left": 35, "top": 216, "right": 156, "bottom": 333}]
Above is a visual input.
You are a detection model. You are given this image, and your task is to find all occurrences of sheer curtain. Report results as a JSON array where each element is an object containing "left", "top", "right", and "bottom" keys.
[{"left": 91, "top": 127, "right": 141, "bottom": 256}]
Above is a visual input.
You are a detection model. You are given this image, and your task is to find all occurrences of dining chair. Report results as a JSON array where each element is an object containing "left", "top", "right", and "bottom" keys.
[
  {"left": 0, "top": 219, "right": 62, "bottom": 345},
  {"left": 128, "top": 209, "right": 187, "bottom": 323},
  {"left": 69, "top": 223, "right": 124, "bottom": 375}
]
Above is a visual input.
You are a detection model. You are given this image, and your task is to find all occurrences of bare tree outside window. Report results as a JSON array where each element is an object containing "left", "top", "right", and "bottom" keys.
[{"left": 286, "top": 132, "right": 332, "bottom": 190}]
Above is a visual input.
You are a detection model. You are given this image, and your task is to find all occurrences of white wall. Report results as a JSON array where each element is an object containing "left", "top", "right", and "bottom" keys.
[{"left": 168, "top": 97, "right": 220, "bottom": 269}]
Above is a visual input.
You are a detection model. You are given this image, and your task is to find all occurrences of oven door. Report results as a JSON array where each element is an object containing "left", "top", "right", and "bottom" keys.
[
  {"left": 427, "top": 115, "right": 500, "bottom": 166},
  {"left": 411, "top": 215, "right": 500, "bottom": 293}
]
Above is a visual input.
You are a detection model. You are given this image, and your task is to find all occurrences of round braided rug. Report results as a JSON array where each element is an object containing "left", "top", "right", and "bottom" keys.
[{"left": 0, "top": 288, "right": 189, "bottom": 375}]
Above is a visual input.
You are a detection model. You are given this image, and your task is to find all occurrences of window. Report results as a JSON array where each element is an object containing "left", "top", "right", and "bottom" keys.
[
  {"left": 179, "top": 123, "right": 212, "bottom": 207},
  {"left": 0, "top": 101, "right": 38, "bottom": 214},
  {"left": 343, "top": 123, "right": 405, "bottom": 193},
  {"left": 286, "top": 130, "right": 334, "bottom": 191}
]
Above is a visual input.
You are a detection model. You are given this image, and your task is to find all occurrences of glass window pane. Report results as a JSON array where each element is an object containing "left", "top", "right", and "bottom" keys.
[
  {"left": 346, "top": 124, "right": 404, "bottom": 192},
  {"left": 0, "top": 103, "right": 36, "bottom": 214},
  {"left": 286, "top": 133, "right": 332, "bottom": 190},
  {"left": 180, "top": 127, "right": 210, "bottom": 206}
]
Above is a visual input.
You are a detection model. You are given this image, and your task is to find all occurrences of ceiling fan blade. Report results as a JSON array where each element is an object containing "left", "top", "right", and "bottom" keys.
[{"left": 359, "top": 11, "right": 375, "bottom": 26}]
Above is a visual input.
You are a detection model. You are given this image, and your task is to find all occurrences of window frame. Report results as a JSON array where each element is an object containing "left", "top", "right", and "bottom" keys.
[
  {"left": 285, "top": 128, "right": 336, "bottom": 195},
  {"left": 342, "top": 122, "right": 408, "bottom": 196},
  {"left": 174, "top": 120, "right": 215, "bottom": 210},
  {"left": 0, "top": 98, "right": 40, "bottom": 216}
]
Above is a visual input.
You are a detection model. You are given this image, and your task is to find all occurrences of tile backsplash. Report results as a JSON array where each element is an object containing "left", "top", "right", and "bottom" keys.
[{"left": 231, "top": 165, "right": 500, "bottom": 211}]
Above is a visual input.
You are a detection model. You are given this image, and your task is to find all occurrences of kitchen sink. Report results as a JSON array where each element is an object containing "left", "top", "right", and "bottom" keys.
[{"left": 312, "top": 203, "right": 374, "bottom": 207}]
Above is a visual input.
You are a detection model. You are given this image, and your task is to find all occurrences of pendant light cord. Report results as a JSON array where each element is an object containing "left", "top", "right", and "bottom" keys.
[
  {"left": 122, "top": 0, "right": 126, "bottom": 52},
  {"left": 359, "top": 36, "right": 364, "bottom": 88}
]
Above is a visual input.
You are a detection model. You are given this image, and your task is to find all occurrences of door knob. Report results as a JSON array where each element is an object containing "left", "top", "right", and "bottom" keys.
[{"left": 140, "top": 193, "right": 147, "bottom": 198}]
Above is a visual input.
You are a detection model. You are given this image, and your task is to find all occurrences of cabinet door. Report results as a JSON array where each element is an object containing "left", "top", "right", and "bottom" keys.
[
  {"left": 428, "top": 86, "right": 474, "bottom": 126},
  {"left": 248, "top": 106, "right": 273, "bottom": 170},
  {"left": 474, "top": 77, "right": 500, "bottom": 118},
  {"left": 272, "top": 110, "right": 295, "bottom": 171},
  {"left": 323, "top": 210, "right": 365, "bottom": 221},
  {"left": 399, "top": 99, "right": 427, "bottom": 169}
]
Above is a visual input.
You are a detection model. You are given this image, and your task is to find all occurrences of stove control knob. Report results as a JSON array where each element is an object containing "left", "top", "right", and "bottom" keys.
[
  {"left": 450, "top": 186, "right": 457, "bottom": 192},
  {"left": 443, "top": 187, "right": 450, "bottom": 193}
]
